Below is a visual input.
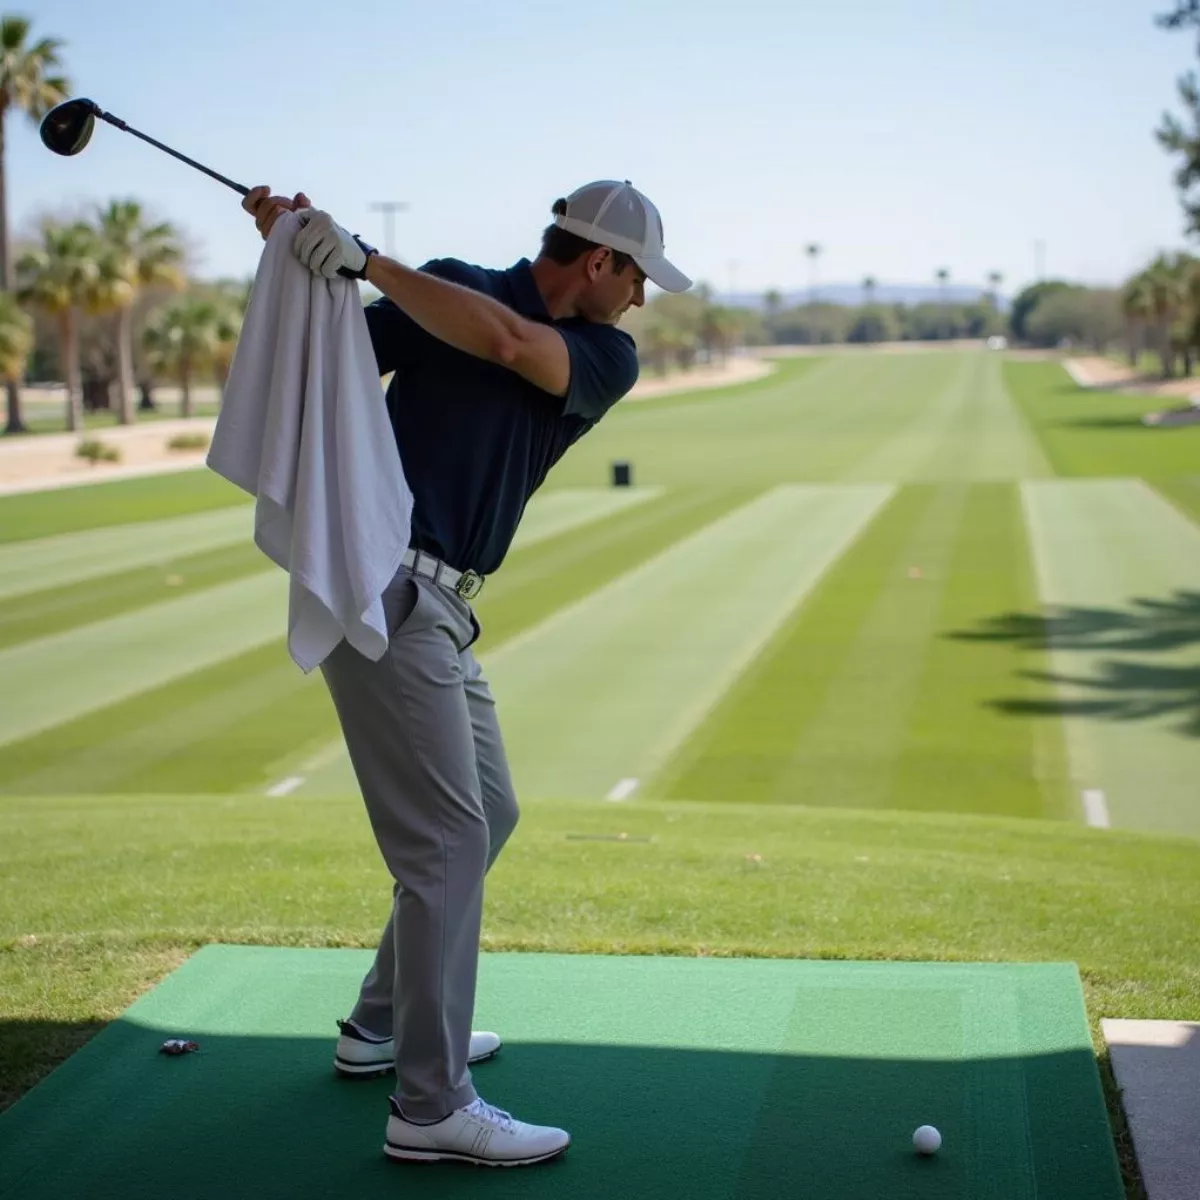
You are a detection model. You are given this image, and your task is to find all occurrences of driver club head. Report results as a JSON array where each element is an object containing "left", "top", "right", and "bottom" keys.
[{"left": 39, "top": 98, "right": 102, "bottom": 157}]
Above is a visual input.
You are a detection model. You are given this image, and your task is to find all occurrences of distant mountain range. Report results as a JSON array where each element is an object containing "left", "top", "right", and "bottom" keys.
[{"left": 713, "top": 284, "right": 1009, "bottom": 311}]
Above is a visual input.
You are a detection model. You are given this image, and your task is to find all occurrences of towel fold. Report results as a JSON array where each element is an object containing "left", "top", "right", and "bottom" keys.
[{"left": 207, "top": 209, "right": 413, "bottom": 673}]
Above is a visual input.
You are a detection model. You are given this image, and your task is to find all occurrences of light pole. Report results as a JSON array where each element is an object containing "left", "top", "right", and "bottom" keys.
[{"left": 370, "top": 201, "right": 410, "bottom": 259}]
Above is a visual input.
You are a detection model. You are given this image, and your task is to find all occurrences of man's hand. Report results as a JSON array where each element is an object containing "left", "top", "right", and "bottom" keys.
[
  {"left": 292, "top": 210, "right": 370, "bottom": 280},
  {"left": 242, "top": 185, "right": 312, "bottom": 241}
]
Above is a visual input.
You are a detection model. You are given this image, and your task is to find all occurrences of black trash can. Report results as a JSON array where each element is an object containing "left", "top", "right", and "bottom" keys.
[{"left": 612, "top": 461, "right": 632, "bottom": 487}]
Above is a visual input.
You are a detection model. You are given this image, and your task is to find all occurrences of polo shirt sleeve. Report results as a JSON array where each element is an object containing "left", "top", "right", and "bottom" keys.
[{"left": 561, "top": 325, "right": 640, "bottom": 420}]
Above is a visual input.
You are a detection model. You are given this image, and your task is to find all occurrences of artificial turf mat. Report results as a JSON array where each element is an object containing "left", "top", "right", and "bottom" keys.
[{"left": 0, "top": 945, "right": 1124, "bottom": 1199}]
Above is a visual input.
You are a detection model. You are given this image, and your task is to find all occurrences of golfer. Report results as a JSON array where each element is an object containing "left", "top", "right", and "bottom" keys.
[{"left": 241, "top": 180, "right": 691, "bottom": 1167}]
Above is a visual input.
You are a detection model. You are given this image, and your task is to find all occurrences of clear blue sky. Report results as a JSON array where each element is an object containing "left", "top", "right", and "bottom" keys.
[{"left": 12, "top": 0, "right": 1198, "bottom": 297}]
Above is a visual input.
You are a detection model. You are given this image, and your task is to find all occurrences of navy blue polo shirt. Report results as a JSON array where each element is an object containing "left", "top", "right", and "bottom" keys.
[{"left": 363, "top": 257, "right": 638, "bottom": 578}]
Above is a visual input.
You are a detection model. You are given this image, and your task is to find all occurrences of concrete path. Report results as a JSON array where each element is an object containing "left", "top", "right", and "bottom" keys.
[
  {"left": 1103, "top": 1019, "right": 1200, "bottom": 1200},
  {"left": 0, "top": 418, "right": 216, "bottom": 496}
]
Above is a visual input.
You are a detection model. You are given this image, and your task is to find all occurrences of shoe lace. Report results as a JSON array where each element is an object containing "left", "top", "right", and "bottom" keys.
[{"left": 466, "top": 1097, "right": 516, "bottom": 1133}]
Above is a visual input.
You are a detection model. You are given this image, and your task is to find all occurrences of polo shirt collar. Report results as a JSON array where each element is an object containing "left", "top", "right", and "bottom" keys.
[{"left": 507, "top": 258, "right": 551, "bottom": 321}]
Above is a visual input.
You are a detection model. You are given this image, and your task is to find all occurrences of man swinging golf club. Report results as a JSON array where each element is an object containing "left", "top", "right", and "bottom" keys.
[{"left": 242, "top": 179, "right": 691, "bottom": 1167}]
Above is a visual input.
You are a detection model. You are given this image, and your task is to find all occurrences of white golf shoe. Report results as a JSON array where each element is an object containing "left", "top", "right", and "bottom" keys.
[
  {"left": 333, "top": 1019, "right": 501, "bottom": 1078},
  {"left": 384, "top": 1094, "right": 570, "bottom": 1167}
]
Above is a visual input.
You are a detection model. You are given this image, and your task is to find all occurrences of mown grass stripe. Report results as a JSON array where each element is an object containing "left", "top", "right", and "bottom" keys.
[
  {"left": 968, "top": 352, "right": 1055, "bottom": 480},
  {"left": 0, "top": 541, "right": 270, "bottom": 652},
  {"left": 756, "top": 483, "right": 973, "bottom": 809},
  {"left": 840, "top": 354, "right": 975, "bottom": 482},
  {"left": 0, "top": 505, "right": 254, "bottom": 601},
  {"left": 892, "top": 483, "right": 1073, "bottom": 821},
  {"left": 662, "top": 484, "right": 960, "bottom": 806},
  {"left": 0, "top": 639, "right": 332, "bottom": 797},
  {"left": 0, "top": 570, "right": 287, "bottom": 750},
  {"left": 658, "top": 483, "right": 1069, "bottom": 823},
  {"left": 844, "top": 354, "right": 1053, "bottom": 484},
  {"left": 1020, "top": 479, "right": 1200, "bottom": 837},
  {"left": 1151, "top": 475, "right": 1200, "bottom": 527},
  {"left": 508, "top": 486, "right": 663, "bottom": 550},
  {"left": 916, "top": 352, "right": 1052, "bottom": 481},
  {"left": 472, "top": 485, "right": 757, "bottom": 653},
  {"left": 545, "top": 354, "right": 916, "bottom": 488},
  {"left": 0, "top": 487, "right": 664, "bottom": 654},
  {"left": 1002, "top": 360, "right": 1200, "bottom": 479},
  {"left": 471, "top": 484, "right": 893, "bottom": 802},
  {"left": 1, "top": 486, "right": 746, "bottom": 797},
  {"left": 0, "top": 469, "right": 248, "bottom": 545},
  {"left": 297, "top": 484, "right": 758, "bottom": 795},
  {"left": 549, "top": 352, "right": 1031, "bottom": 490}
]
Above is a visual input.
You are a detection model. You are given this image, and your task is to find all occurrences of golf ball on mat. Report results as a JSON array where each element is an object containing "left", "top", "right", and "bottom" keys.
[{"left": 913, "top": 1125, "right": 941, "bottom": 1154}]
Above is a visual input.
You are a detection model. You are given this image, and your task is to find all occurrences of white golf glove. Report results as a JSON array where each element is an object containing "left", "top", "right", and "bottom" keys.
[{"left": 292, "top": 209, "right": 372, "bottom": 280}]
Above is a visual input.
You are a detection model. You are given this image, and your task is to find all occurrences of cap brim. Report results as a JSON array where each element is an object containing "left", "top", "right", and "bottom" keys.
[{"left": 634, "top": 255, "right": 692, "bottom": 293}]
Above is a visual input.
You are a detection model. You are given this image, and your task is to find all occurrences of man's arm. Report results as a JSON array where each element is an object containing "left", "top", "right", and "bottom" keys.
[{"left": 364, "top": 254, "right": 571, "bottom": 396}]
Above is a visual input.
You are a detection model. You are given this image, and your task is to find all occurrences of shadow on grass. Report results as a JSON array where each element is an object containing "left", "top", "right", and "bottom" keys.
[
  {"left": 0, "top": 1016, "right": 107, "bottom": 1115},
  {"left": 0, "top": 1019, "right": 1128, "bottom": 1200},
  {"left": 948, "top": 591, "right": 1200, "bottom": 737},
  {"left": 1051, "top": 416, "right": 1162, "bottom": 431}
]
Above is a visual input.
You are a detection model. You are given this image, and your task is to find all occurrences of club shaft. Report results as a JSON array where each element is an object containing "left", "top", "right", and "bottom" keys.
[{"left": 100, "top": 111, "right": 249, "bottom": 197}]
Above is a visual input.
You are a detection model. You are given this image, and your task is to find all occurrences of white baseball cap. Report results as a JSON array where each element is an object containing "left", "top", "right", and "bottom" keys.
[{"left": 553, "top": 180, "right": 692, "bottom": 293}]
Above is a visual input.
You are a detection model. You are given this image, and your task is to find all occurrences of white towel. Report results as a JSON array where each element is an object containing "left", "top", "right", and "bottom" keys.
[{"left": 207, "top": 209, "right": 413, "bottom": 674}]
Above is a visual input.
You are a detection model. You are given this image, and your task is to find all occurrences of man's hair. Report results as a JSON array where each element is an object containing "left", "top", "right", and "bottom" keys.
[{"left": 540, "top": 198, "right": 637, "bottom": 274}]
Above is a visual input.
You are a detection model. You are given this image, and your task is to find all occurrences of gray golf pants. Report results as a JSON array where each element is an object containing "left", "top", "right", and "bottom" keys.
[{"left": 318, "top": 565, "right": 519, "bottom": 1121}]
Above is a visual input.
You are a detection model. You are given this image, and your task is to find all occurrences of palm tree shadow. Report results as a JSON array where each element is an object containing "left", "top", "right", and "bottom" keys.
[{"left": 947, "top": 590, "right": 1200, "bottom": 737}]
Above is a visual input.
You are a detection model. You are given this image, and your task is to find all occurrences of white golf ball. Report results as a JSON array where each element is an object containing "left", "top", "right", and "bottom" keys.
[{"left": 913, "top": 1125, "right": 941, "bottom": 1155}]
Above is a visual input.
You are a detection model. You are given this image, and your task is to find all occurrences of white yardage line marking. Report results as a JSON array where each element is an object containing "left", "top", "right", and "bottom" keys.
[
  {"left": 606, "top": 778, "right": 639, "bottom": 802},
  {"left": 1082, "top": 789, "right": 1110, "bottom": 829},
  {"left": 267, "top": 775, "right": 305, "bottom": 797}
]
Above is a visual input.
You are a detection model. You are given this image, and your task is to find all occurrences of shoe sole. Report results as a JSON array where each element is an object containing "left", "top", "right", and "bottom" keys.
[
  {"left": 383, "top": 1140, "right": 569, "bottom": 1167},
  {"left": 334, "top": 1047, "right": 499, "bottom": 1079}
]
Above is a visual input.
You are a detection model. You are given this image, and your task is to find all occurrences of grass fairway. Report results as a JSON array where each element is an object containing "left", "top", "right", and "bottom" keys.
[{"left": 3, "top": 349, "right": 1200, "bottom": 1197}]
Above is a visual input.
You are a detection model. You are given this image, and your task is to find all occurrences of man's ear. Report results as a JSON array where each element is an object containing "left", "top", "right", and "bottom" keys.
[{"left": 586, "top": 246, "right": 611, "bottom": 281}]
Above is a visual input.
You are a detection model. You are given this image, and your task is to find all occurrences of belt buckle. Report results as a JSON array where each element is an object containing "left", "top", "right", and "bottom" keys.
[{"left": 454, "top": 570, "right": 484, "bottom": 600}]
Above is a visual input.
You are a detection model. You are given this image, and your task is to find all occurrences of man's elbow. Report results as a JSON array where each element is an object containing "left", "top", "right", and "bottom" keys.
[
  {"left": 492, "top": 326, "right": 523, "bottom": 368},
  {"left": 493, "top": 325, "right": 569, "bottom": 396}
]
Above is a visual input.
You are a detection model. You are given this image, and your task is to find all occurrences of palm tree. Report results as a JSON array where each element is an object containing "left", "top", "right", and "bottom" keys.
[
  {"left": 700, "top": 304, "right": 734, "bottom": 367},
  {"left": 805, "top": 243, "right": 821, "bottom": 305},
  {"left": 208, "top": 280, "right": 249, "bottom": 398},
  {"left": 934, "top": 269, "right": 951, "bottom": 339},
  {"left": 861, "top": 276, "right": 877, "bottom": 306},
  {"left": 986, "top": 271, "right": 1003, "bottom": 308},
  {"left": 1121, "top": 273, "right": 1155, "bottom": 370},
  {"left": 0, "top": 16, "right": 70, "bottom": 433},
  {"left": 16, "top": 221, "right": 100, "bottom": 431},
  {"left": 94, "top": 200, "right": 186, "bottom": 424},
  {"left": 0, "top": 288, "right": 32, "bottom": 384},
  {"left": 1144, "top": 255, "right": 1185, "bottom": 377},
  {"left": 641, "top": 317, "right": 675, "bottom": 376},
  {"left": 143, "top": 296, "right": 224, "bottom": 417},
  {"left": 762, "top": 288, "right": 783, "bottom": 347}
]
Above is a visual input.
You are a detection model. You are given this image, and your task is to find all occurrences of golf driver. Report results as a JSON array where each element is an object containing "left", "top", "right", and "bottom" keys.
[{"left": 39, "top": 98, "right": 250, "bottom": 197}]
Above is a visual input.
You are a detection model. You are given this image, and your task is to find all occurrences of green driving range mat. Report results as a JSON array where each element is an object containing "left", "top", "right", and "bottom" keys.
[{"left": 0, "top": 946, "right": 1123, "bottom": 1199}]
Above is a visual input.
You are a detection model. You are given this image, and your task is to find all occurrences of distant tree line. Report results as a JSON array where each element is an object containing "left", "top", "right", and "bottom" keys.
[{"left": 619, "top": 283, "right": 1011, "bottom": 376}]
